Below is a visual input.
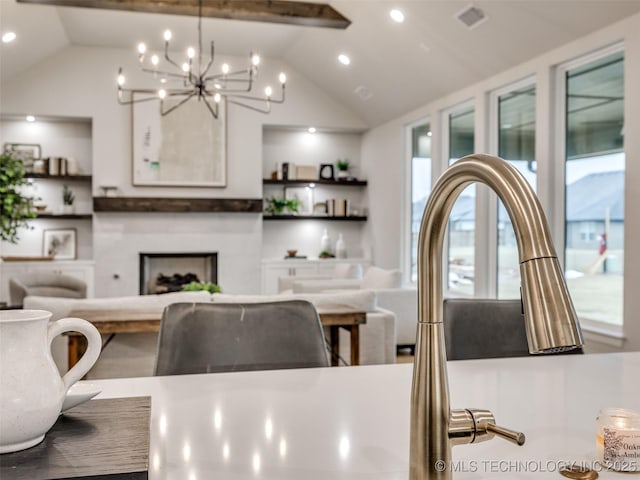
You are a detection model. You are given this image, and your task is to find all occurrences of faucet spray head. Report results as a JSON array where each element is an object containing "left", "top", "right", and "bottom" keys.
[{"left": 520, "top": 256, "right": 583, "bottom": 354}]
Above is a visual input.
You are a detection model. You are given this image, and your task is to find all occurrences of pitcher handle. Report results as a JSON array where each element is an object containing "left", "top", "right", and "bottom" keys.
[{"left": 48, "top": 318, "right": 102, "bottom": 390}]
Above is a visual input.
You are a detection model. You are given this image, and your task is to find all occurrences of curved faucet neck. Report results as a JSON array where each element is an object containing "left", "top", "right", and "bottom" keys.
[{"left": 416, "top": 154, "right": 556, "bottom": 325}]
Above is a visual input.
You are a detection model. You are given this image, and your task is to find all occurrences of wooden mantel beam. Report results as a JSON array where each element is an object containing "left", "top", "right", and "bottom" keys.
[{"left": 16, "top": 0, "right": 351, "bottom": 29}]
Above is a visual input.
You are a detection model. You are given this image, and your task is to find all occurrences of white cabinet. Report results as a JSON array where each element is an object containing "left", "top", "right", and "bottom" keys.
[
  {"left": 0, "top": 260, "right": 95, "bottom": 304},
  {"left": 261, "top": 258, "right": 370, "bottom": 294}
]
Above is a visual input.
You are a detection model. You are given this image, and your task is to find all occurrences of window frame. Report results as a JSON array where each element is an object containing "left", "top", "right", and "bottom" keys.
[
  {"left": 487, "top": 75, "right": 537, "bottom": 299},
  {"left": 553, "top": 42, "right": 625, "bottom": 335},
  {"left": 403, "top": 115, "right": 432, "bottom": 285},
  {"left": 440, "top": 99, "right": 476, "bottom": 297}
]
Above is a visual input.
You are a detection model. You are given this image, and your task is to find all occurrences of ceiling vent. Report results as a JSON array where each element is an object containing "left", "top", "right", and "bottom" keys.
[
  {"left": 354, "top": 85, "right": 373, "bottom": 101},
  {"left": 456, "top": 5, "right": 488, "bottom": 30}
]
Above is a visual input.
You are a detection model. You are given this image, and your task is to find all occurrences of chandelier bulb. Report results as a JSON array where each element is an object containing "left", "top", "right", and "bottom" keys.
[
  {"left": 163, "top": 30, "right": 172, "bottom": 42},
  {"left": 279, "top": 73, "right": 286, "bottom": 84},
  {"left": 264, "top": 86, "right": 273, "bottom": 98},
  {"left": 214, "top": 93, "right": 221, "bottom": 103},
  {"left": 221, "top": 63, "right": 230, "bottom": 74},
  {"left": 151, "top": 54, "right": 159, "bottom": 66},
  {"left": 181, "top": 62, "right": 190, "bottom": 73},
  {"left": 137, "top": 43, "right": 146, "bottom": 55},
  {"left": 117, "top": 71, "right": 125, "bottom": 86},
  {"left": 251, "top": 54, "right": 260, "bottom": 66},
  {"left": 187, "top": 47, "right": 195, "bottom": 59},
  {"left": 158, "top": 89, "right": 167, "bottom": 99}
]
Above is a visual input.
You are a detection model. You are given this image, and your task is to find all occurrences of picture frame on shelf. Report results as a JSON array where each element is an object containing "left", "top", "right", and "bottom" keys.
[
  {"left": 43, "top": 228, "right": 77, "bottom": 260},
  {"left": 319, "top": 164, "right": 334, "bottom": 181},
  {"left": 3, "top": 143, "right": 41, "bottom": 172},
  {"left": 285, "top": 187, "right": 313, "bottom": 215},
  {"left": 132, "top": 92, "right": 227, "bottom": 187}
]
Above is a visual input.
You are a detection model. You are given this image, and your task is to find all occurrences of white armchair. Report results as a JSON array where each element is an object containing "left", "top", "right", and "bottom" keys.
[{"left": 287, "top": 266, "right": 418, "bottom": 350}]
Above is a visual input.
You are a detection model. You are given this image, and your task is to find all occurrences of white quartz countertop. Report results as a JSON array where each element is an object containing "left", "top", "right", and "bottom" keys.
[{"left": 92, "top": 352, "right": 640, "bottom": 479}]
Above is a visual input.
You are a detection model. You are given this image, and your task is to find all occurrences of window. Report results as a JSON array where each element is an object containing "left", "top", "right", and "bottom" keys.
[
  {"left": 409, "top": 121, "right": 432, "bottom": 282},
  {"left": 563, "top": 50, "right": 624, "bottom": 326},
  {"left": 496, "top": 83, "right": 537, "bottom": 298},
  {"left": 446, "top": 106, "right": 475, "bottom": 295}
]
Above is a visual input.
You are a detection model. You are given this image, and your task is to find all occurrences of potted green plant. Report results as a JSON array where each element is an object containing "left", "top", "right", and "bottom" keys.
[
  {"left": 0, "top": 152, "right": 36, "bottom": 244},
  {"left": 264, "top": 197, "right": 300, "bottom": 215},
  {"left": 182, "top": 281, "right": 222, "bottom": 294},
  {"left": 62, "top": 184, "right": 75, "bottom": 214},
  {"left": 336, "top": 158, "right": 351, "bottom": 179}
]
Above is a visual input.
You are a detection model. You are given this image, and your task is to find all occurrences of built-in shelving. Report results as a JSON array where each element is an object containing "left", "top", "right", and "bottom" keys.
[
  {"left": 263, "top": 179, "right": 367, "bottom": 187},
  {"left": 263, "top": 215, "right": 367, "bottom": 221},
  {"left": 25, "top": 174, "right": 92, "bottom": 181},
  {"left": 36, "top": 213, "right": 93, "bottom": 219}
]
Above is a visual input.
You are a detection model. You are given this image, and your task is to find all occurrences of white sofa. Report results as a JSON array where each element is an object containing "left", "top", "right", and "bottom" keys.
[
  {"left": 285, "top": 267, "right": 418, "bottom": 349},
  {"left": 24, "top": 289, "right": 396, "bottom": 378}
]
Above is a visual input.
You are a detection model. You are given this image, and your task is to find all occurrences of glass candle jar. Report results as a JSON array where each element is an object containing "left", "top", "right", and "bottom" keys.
[{"left": 596, "top": 408, "right": 640, "bottom": 471}]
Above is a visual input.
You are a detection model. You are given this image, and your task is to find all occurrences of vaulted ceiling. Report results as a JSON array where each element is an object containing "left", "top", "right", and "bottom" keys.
[{"left": 1, "top": 0, "right": 639, "bottom": 127}]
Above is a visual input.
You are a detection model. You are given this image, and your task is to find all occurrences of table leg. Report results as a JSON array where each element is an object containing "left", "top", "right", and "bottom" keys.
[
  {"left": 349, "top": 325, "right": 360, "bottom": 366},
  {"left": 329, "top": 326, "right": 340, "bottom": 367},
  {"left": 67, "top": 335, "right": 87, "bottom": 370}
]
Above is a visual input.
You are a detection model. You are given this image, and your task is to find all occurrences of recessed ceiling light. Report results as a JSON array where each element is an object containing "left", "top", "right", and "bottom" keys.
[
  {"left": 338, "top": 54, "right": 351, "bottom": 66},
  {"left": 2, "top": 31, "right": 17, "bottom": 43},
  {"left": 390, "top": 9, "right": 405, "bottom": 23},
  {"left": 308, "top": 127, "right": 317, "bottom": 134},
  {"left": 26, "top": 115, "right": 35, "bottom": 122}
]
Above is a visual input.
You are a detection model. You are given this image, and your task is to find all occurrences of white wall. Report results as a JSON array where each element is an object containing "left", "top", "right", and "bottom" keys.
[
  {"left": 362, "top": 12, "right": 640, "bottom": 351},
  {"left": 0, "top": 45, "right": 367, "bottom": 295}
]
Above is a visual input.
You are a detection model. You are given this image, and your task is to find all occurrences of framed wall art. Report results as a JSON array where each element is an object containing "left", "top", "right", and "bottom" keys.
[
  {"left": 3, "top": 143, "right": 41, "bottom": 164},
  {"left": 132, "top": 93, "right": 227, "bottom": 187},
  {"left": 43, "top": 228, "right": 77, "bottom": 260}
]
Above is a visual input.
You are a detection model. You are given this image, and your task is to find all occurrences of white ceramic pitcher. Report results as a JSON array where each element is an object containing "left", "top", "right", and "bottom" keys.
[{"left": 0, "top": 310, "right": 101, "bottom": 454}]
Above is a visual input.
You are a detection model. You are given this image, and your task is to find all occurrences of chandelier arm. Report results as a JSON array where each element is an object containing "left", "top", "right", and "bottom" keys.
[
  {"left": 140, "top": 67, "right": 189, "bottom": 79},
  {"left": 227, "top": 98, "right": 272, "bottom": 114},
  {"left": 160, "top": 91, "right": 198, "bottom": 116},
  {"left": 201, "top": 41, "right": 216, "bottom": 78},
  {"left": 225, "top": 85, "right": 285, "bottom": 104},
  {"left": 203, "top": 68, "right": 253, "bottom": 83},
  {"left": 117, "top": 90, "right": 162, "bottom": 105},
  {"left": 201, "top": 96, "right": 220, "bottom": 119},
  {"left": 164, "top": 41, "right": 183, "bottom": 71}
]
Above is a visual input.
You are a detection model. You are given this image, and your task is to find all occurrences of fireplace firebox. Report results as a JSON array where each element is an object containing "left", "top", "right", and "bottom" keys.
[{"left": 139, "top": 252, "right": 218, "bottom": 295}]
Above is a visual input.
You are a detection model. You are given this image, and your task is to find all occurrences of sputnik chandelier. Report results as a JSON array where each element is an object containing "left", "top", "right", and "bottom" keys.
[{"left": 116, "top": 0, "right": 286, "bottom": 118}]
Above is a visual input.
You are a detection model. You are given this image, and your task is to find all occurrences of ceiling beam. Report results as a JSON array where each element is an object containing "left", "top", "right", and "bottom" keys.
[{"left": 16, "top": 0, "right": 351, "bottom": 29}]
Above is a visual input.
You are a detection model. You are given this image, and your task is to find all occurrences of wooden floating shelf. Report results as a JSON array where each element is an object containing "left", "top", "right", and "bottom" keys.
[
  {"left": 36, "top": 213, "right": 93, "bottom": 219},
  {"left": 93, "top": 197, "right": 263, "bottom": 213},
  {"left": 25, "top": 174, "right": 92, "bottom": 181},
  {"left": 263, "top": 179, "right": 367, "bottom": 187},
  {"left": 263, "top": 215, "right": 367, "bottom": 221}
]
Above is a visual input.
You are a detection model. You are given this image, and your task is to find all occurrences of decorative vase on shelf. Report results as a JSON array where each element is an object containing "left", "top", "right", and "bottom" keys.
[
  {"left": 62, "top": 204, "right": 75, "bottom": 215},
  {"left": 320, "top": 229, "right": 331, "bottom": 254},
  {"left": 336, "top": 234, "right": 346, "bottom": 259}
]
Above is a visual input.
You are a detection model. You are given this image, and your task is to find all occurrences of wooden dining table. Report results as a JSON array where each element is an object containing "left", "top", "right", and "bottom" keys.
[{"left": 67, "top": 307, "right": 367, "bottom": 368}]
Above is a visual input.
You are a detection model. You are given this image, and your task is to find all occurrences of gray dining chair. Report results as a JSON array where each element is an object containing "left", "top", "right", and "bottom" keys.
[
  {"left": 443, "top": 298, "right": 583, "bottom": 360},
  {"left": 9, "top": 273, "right": 87, "bottom": 306},
  {"left": 154, "top": 300, "right": 330, "bottom": 376}
]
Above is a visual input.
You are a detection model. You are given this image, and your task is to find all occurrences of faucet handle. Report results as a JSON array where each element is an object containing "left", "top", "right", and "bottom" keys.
[
  {"left": 486, "top": 422, "right": 526, "bottom": 446},
  {"left": 465, "top": 409, "right": 526, "bottom": 446}
]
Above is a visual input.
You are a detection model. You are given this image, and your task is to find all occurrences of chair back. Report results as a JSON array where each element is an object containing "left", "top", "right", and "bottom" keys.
[
  {"left": 443, "top": 298, "right": 583, "bottom": 360},
  {"left": 443, "top": 298, "right": 531, "bottom": 360},
  {"left": 154, "top": 300, "right": 329, "bottom": 375}
]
